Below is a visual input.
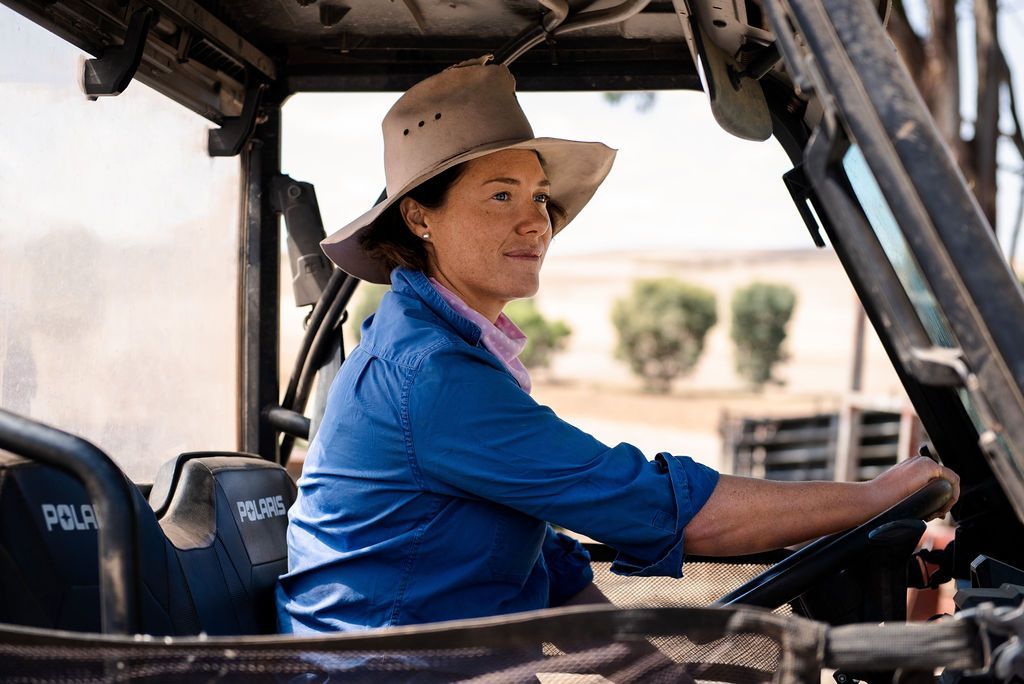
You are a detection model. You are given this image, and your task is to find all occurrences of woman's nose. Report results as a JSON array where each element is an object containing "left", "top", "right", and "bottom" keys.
[{"left": 516, "top": 200, "right": 552, "bottom": 235}]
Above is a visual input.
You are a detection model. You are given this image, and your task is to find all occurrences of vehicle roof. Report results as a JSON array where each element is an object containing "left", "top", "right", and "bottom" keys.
[{"left": 5, "top": 0, "right": 792, "bottom": 122}]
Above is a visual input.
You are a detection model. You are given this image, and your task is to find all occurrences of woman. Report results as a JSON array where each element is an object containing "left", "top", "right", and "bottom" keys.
[{"left": 276, "top": 55, "right": 959, "bottom": 634}]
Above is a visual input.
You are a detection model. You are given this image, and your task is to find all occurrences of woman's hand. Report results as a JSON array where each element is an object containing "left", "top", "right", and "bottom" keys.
[{"left": 867, "top": 455, "right": 960, "bottom": 520}]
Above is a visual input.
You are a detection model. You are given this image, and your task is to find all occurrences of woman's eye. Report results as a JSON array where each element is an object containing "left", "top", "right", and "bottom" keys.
[
  {"left": 534, "top": 193, "right": 550, "bottom": 204},
  {"left": 493, "top": 191, "right": 510, "bottom": 201}
]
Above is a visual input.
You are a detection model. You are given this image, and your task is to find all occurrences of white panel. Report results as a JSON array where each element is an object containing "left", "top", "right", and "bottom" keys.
[{"left": 0, "top": 7, "right": 240, "bottom": 483}]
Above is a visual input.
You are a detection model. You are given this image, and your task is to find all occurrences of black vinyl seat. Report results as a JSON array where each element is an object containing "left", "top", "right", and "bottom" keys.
[
  {"left": 149, "top": 452, "right": 296, "bottom": 635},
  {"left": 0, "top": 452, "right": 200, "bottom": 635}
]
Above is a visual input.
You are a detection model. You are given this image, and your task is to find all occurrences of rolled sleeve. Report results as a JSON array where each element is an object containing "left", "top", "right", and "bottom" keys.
[
  {"left": 542, "top": 526, "right": 594, "bottom": 607},
  {"left": 609, "top": 453, "right": 719, "bottom": 578},
  {"left": 407, "top": 344, "right": 721, "bottom": 579}
]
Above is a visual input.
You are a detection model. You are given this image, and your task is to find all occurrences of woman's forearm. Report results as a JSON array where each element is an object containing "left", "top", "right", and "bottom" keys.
[
  {"left": 683, "top": 456, "right": 960, "bottom": 556},
  {"left": 682, "top": 475, "right": 877, "bottom": 555}
]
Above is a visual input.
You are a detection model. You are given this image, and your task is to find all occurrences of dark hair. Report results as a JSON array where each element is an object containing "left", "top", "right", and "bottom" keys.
[
  {"left": 358, "top": 152, "right": 568, "bottom": 275},
  {"left": 358, "top": 164, "right": 467, "bottom": 274}
]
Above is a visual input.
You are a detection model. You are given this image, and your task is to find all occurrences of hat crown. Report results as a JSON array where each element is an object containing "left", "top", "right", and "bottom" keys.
[
  {"left": 321, "top": 55, "right": 616, "bottom": 285},
  {"left": 382, "top": 58, "right": 534, "bottom": 195}
]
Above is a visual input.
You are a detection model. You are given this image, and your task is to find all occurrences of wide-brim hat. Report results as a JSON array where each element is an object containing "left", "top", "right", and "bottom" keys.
[{"left": 320, "top": 54, "right": 617, "bottom": 284}]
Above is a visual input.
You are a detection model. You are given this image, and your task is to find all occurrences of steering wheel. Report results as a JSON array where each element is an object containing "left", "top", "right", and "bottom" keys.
[{"left": 714, "top": 478, "right": 954, "bottom": 609}]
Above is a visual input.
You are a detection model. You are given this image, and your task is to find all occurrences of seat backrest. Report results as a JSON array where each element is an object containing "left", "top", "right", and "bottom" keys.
[
  {"left": 0, "top": 453, "right": 200, "bottom": 635},
  {"left": 151, "top": 452, "right": 296, "bottom": 635}
]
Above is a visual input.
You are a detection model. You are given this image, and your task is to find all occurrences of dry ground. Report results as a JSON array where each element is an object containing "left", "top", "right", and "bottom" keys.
[
  {"left": 531, "top": 379, "right": 842, "bottom": 434},
  {"left": 529, "top": 379, "right": 845, "bottom": 472}
]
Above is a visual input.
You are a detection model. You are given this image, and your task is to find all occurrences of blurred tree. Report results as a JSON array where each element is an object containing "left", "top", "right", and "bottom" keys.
[
  {"left": 602, "top": 91, "right": 658, "bottom": 112},
  {"left": 888, "top": 0, "right": 1024, "bottom": 253},
  {"left": 348, "top": 284, "right": 389, "bottom": 344},
  {"left": 730, "top": 283, "right": 797, "bottom": 388},
  {"left": 504, "top": 299, "right": 572, "bottom": 370},
  {"left": 611, "top": 279, "right": 718, "bottom": 393}
]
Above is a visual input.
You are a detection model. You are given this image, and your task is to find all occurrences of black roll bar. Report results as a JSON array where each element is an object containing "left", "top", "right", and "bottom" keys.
[
  {"left": 276, "top": 271, "right": 359, "bottom": 465},
  {"left": 280, "top": 268, "right": 347, "bottom": 412},
  {"left": 0, "top": 409, "right": 140, "bottom": 634},
  {"left": 264, "top": 407, "right": 311, "bottom": 441},
  {"left": 292, "top": 276, "right": 359, "bottom": 410}
]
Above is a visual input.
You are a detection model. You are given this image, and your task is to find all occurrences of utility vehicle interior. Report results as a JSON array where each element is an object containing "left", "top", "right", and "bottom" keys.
[{"left": 3, "top": 0, "right": 1024, "bottom": 681}]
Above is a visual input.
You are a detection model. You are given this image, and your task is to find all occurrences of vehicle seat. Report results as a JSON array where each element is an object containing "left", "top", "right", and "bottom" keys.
[
  {"left": 0, "top": 452, "right": 200, "bottom": 635},
  {"left": 149, "top": 452, "right": 296, "bottom": 635}
]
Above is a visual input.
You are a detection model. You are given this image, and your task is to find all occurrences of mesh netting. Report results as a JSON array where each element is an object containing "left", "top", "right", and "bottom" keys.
[
  {"left": 0, "top": 605, "right": 819, "bottom": 684},
  {"left": 586, "top": 560, "right": 791, "bottom": 681},
  {"left": 0, "top": 592, "right": 985, "bottom": 684},
  {"left": 591, "top": 560, "right": 792, "bottom": 615},
  {"left": 0, "top": 562, "right": 798, "bottom": 683},
  {"left": 0, "top": 636, "right": 780, "bottom": 683}
]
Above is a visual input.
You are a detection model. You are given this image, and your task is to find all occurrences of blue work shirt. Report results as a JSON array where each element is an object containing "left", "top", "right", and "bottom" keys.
[{"left": 276, "top": 266, "right": 720, "bottom": 634}]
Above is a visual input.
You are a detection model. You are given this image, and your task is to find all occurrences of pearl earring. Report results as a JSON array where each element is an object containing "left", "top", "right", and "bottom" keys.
[{"left": 422, "top": 232, "right": 430, "bottom": 240}]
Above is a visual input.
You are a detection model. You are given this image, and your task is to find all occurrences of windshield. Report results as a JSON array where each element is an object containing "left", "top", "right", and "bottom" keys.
[
  {"left": 841, "top": 144, "right": 957, "bottom": 350},
  {"left": 0, "top": 8, "right": 240, "bottom": 483}
]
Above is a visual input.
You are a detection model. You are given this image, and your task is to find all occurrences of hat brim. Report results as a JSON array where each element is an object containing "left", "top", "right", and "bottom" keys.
[{"left": 321, "top": 137, "right": 617, "bottom": 284}]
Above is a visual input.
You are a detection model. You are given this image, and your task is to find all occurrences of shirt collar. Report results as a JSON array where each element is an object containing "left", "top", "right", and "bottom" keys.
[
  {"left": 427, "top": 276, "right": 532, "bottom": 395},
  {"left": 389, "top": 267, "right": 532, "bottom": 393},
  {"left": 427, "top": 277, "right": 528, "bottom": 359},
  {"left": 389, "top": 267, "right": 483, "bottom": 346}
]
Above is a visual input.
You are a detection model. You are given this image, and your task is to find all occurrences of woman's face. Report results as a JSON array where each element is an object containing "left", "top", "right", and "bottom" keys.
[{"left": 401, "top": 149, "right": 553, "bottom": 322}]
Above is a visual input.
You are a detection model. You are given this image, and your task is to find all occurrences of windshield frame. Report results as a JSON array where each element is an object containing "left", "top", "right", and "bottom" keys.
[{"left": 772, "top": 0, "right": 1024, "bottom": 524}]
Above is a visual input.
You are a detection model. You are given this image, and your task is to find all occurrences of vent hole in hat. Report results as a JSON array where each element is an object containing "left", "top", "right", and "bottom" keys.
[
  {"left": 435, "top": 112, "right": 441, "bottom": 119},
  {"left": 418, "top": 120, "right": 425, "bottom": 127},
  {"left": 403, "top": 129, "right": 409, "bottom": 135}
]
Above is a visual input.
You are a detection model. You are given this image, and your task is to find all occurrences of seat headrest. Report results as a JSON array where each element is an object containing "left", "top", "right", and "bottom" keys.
[
  {"left": 156, "top": 454, "right": 295, "bottom": 566},
  {"left": 149, "top": 451, "right": 263, "bottom": 517}
]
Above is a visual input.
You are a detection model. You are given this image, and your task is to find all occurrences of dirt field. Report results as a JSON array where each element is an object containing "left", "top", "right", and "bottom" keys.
[
  {"left": 530, "top": 379, "right": 845, "bottom": 472},
  {"left": 531, "top": 379, "right": 842, "bottom": 433}
]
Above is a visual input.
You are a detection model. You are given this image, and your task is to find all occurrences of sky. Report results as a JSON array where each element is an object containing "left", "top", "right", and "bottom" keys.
[
  {"left": 2, "top": 2, "right": 1024, "bottom": 257},
  {"left": 279, "top": 90, "right": 806, "bottom": 258}
]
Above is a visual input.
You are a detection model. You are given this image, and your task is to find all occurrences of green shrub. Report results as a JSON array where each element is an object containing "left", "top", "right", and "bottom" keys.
[
  {"left": 611, "top": 279, "right": 718, "bottom": 393},
  {"left": 504, "top": 299, "right": 572, "bottom": 370},
  {"left": 347, "top": 289, "right": 572, "bottom": 371},
  {"left": 348, "top": 283, "right": 389, "bottom": 343},
  {"left": 730, "top": 282, "right": 797, "bottom": 387}
]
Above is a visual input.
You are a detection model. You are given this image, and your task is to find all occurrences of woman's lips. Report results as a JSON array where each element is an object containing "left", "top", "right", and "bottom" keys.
[{"left": 504, "top": 250, "right": 542, "bottom": 261}]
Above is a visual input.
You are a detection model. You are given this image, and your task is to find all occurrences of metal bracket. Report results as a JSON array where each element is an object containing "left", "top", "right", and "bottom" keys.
[
  {"left": 907, "top": 346, "right": 969, "bottom": 387},
  {"left": 761, "top": 0, "right": 837, "bottom": 136},
  {"left": 761, "top": 0, "right": 812, "bottom": 92},
  {"left": 783, "top": 164, "right": 826, "bottom": 247},
  {"left": 82, "top": 7, "right": 155, "bottom": 98},
  {"left": 682, "top": 6, "right": 772, "bottom": 142},
  {"left": 270, "top": 174, "right": 332, "bottom": 307},
  {"left": 208, "top": 80, "right": 268, "bottom": 157},
  {"left": 739, "top": 43, "right": 783, "bottom": 81},
  {"left": 907, "top": 348, "right": 1019, "bottom": 488}
]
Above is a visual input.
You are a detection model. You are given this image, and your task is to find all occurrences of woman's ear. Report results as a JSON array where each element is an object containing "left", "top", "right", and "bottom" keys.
[{"left": 399, "top": 197, "right": 429, "bottom": 240}]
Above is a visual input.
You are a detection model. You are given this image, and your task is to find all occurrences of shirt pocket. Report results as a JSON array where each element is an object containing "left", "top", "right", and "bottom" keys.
[{"left": 485, "top": 504, "right": 546, "bottom": 584}]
